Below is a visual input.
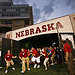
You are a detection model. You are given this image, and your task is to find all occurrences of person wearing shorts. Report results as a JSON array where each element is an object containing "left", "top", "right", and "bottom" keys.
[
  {"left": 31, "top": 47, "right": 40, "bottom": 68},
  {"left": 48, "top": 46, "right": 55, "bottom": 65},
  {"left": 5, "top": 50, "right": 17, "bottom": 73},
  {"left": 41, "top": 48, "right": 49, "bottom": 70}
]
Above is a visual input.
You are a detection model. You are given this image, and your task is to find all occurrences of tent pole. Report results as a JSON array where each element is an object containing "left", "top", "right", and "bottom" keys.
[{"left": 56, "top": 23, "right": 65, "bottom": 68}]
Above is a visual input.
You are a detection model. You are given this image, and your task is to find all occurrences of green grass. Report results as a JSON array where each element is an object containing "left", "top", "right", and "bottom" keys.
[{"left": 0, "top": 63, "right": 70, "bottom": 75}]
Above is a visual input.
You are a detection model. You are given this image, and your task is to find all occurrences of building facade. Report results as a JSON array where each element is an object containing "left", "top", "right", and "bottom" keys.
[{"left": 0, "top": 0, "right": 33, "bottom": 51}]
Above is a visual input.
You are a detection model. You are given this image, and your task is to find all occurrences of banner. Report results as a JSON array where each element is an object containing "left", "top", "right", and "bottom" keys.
[{"left": 6, "top": 16, "right": 73, "bottom": 41}]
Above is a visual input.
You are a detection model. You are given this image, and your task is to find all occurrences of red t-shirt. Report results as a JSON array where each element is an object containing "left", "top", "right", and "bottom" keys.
[
  {"left": 5, "top": 53, "right": 13, "bottom": 61},
  {"left": 63, "top": 43, "right": 72, "bottom": 54},
  {"left": 28, "top": 51, "right": 30, "bottom": 56},
  {"left": 19, "top": 49, "right": 28, "bottom": 58},
  {"left": 42, "top": 51, "right": 48, "bottom": 59},
  {"left": 51, "top": 49, "right": 55, "bottom": 55},
  {"left": 32, "top": 49, "right": 40, "bottom": 57}
]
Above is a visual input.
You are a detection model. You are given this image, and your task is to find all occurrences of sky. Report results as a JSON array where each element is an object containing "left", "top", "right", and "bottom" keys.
[{"left": 13, "top": 0, "right": 75, "bottom": 24}]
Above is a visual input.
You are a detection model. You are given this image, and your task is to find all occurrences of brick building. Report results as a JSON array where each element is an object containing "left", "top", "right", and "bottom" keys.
[{"left": 0, "top": 0, "right": 33, "bottom": 51}]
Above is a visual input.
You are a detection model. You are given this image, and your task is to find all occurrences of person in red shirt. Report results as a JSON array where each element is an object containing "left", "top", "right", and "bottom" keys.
[
  {"left": 31, "top": 47, "right": 40, "bottom": 68},
  {"left": 19, "top": 48, "right": 30, "bottom": 73},
  {"left": 28, "top": 49, "right": 32, "bottom": 64},
  {"left": 63, "top": 43, "right": 71, "bottom": 55},
  {"left": 48, "top": 46, "right": 55, "bottom": 65},
  {"left": 41, "top": 48, "right": 49, "bottom": 70},
  {"left": 5, "top": 50, "right": 17, "bottom": 73},
  {"left": 62, "top": 40, "right": 75, "bottom": 75},
  {"left": 62, "top": 40, "right": 72, "bottom": 61}
]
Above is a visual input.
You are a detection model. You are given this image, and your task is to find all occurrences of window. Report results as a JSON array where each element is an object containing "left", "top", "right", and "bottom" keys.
[
  {"left": 25, "top": 8, "right": 29, "bottom": 11},
  {"left": 20, "top": 13, "right": 25, "bottom": 16},
  {"left": 2, "top": 14, "right": 8, "bottom": 16},
  {"left": 2, "top": 14, "right": 3, "bottom": 16},
  {"left": 0, "top": 9, "right": 2, "bottom": 11},
  {"left": 20, "top": 8, "right": 25, "bottom": 11},
  {"left": 7, "top": 9, "right": 16, "bottom": 11},
  {"left": 0, "top": 14, "right": 2, "bottom": 17},
  {"left": 20, "top": 13, "right": 29, "bottom": 17},
  {"left": 2, "top": 13, "right": 20, "bottom": 17},
  {"left": 12, "top": 9, "right": 16, "bottom": 11},
  {"left": 16, "top": 14, "right": 20, "bottom": 16},
  {"left": 2, "top": 20, "right": 13, "bottom": 24},
  {"left": 16, "top": 9, "right": 20, "bottom": 11},
  {"left": 16, "top": 22, "right": 20, "bottom": 25},
  {"left": 2, "top": 9, "right": 6, "bottom": 11},
  {"left": 7, "top": 9, "right": 11, "bottom": 11}
]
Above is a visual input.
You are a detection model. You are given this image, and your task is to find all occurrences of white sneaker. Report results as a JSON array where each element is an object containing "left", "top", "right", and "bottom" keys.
[
  {"left": 0, "top": 67, "right": 2, "bottom": 69},
  {"left": 51, "top": 63, "right": 54, "bottom": 65},
  {"left": 12, "top": 67, "right": 15, "bottom": 70},
  {"left": 34, "top": 64, "right": 37, "bottom": 68},
  {"left": 45, "top": 68, "right": 47, "bottom": 70},
  {"left": 28, "top": 68, "right": 30, "bottom": 71},
  {"left": 55, "top": 62, "right": 57, "bottom": 64},
  {"left": 21, "top": 71, "right": 24, "bottom": 73},
  {"left": 37, "top": 65, "right": 40, "bottom": 68},
  {"left": 5, "top": 70, "right": 8, "bottom": 73}
]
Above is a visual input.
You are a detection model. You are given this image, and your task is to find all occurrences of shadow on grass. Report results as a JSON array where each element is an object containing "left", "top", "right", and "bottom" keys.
[{"left": 0, "top": 63, "right": 70, "bottom": 75}]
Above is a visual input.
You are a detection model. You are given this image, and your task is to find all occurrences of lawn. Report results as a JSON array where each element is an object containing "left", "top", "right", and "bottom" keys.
[{"left": 0, "top": 63, "right": 70, "bottom": 75}]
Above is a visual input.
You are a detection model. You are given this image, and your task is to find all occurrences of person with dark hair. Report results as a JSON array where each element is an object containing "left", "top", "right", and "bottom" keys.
[
  {"left": 48, "top": 46, "right": 55, "bottom": 65},
  {"left": 48, "top": 47, "right": 52, "bottom": 64},
  {"left": 19, "top": 48, "right": 30, "bottom": 73},
  {"left": 37, "top": 48, "right": 40, "bottom": 54},
  {"left": 62, "top": 40, "right": 75, "bottom": 75},
  {"left": 54, "top": 47, "right": 60, "bottom": 64},
  {"left": 45, "top": 47, "right": 49, "bottom": 55},
  {"left": 41, "top": 48, "right": 49, "bottom": 70},
  {"left": 31, "top": 47, "right": 40, "bottom": 68},
  {"left": 39, "top": 48, "right": 44, "bottom": 64},
  {"left": 66, "top": 38, "right": 73, "bottom": 51}
]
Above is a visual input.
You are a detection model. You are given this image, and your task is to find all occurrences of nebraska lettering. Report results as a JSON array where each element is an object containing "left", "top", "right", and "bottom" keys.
[{"left": 16, "top": 22, "right": 63, "bottom": 38}]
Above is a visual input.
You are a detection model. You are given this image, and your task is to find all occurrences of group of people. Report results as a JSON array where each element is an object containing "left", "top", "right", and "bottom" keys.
[
  {"left": 4, "top": 46, "right": 61, "bottom": 73},
  {"left": 4, "top": 40, "right": 75, "bottom": 75}
]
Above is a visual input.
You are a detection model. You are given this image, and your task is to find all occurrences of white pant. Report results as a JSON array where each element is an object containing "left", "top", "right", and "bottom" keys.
[
  {"left": 32, "top": 56, "right": 40, "bottom": 63},
  {"left": 44, "top": 58, "right": 49, "bottom": 67}
]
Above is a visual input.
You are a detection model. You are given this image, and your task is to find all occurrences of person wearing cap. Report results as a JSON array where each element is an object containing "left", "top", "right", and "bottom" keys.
[{"left": 62, "top": 40, "right": 75, "bottom": 75}]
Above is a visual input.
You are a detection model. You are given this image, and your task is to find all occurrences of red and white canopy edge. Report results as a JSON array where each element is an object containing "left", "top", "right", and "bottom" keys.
[{"left": 5, "top": 15, "right": 73, "bottom": 41}]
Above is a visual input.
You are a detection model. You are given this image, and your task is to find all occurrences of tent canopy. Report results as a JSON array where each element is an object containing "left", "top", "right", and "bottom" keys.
[{"left": 6, "top": 16, "right": 73, "bottom": 41}]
